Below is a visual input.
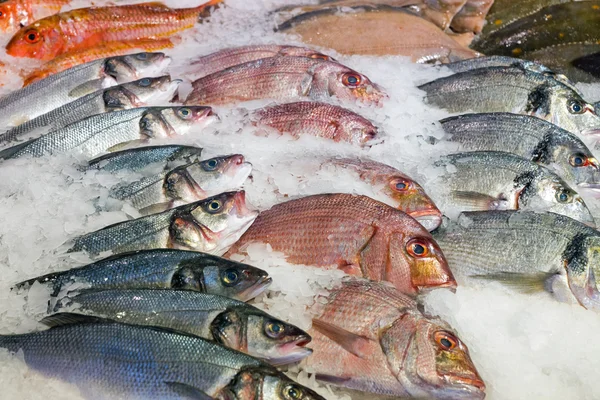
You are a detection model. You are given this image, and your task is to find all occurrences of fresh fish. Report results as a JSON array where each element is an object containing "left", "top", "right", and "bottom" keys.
[
  {"left": 5, "top": 0, "right": 223, "bottom": 60},
  {"left": 252, "top": 102, "right": 378, "bottom": 146},
  {"left": 434, "top": 151, "right": 595, "bottom": 226},
  {"left": 433, "top": 210, "right": 600, "bottom": 311},
  {"left": 23, "top": 39, "right": 176, "bottom": 86},
  {"left": 482, "top": 0, "right": 571, "bottom": 35},
  {"left": 325, "top": 158, "right": 442, "bottom": 230},
  {"left": 419, "top": 66, "right": 600, "bottom": 136},
  {"left": 226, "top": 193, "right": 455, "bottom": 296},
  {"left": 474, "top": 2, "right": 600, "bottom": 57},
  {"left": 524, "top": 43, "right": 600, "bottom": 83},
  {"left": 185, "top": 56, "right": 386, "bottom": 106},
  {"left": 111, "top": 154, "right": 253, "bottom": 215},
  {"left": 0, "top": 106, "right": 215, "bottom": 160},
  {"left": 304, "top": 279, "right": 485, "bottom": 399},
  {"left": 0, "top": 76, "right": 181, "bottom": 145},
  {"left": 86, "top": 145, "right": 204, "bottom": 173},
  {"left": 0, "top": 0, "right": 69, "bottom": 34},
  {"left": 277, "top": 6, "right": 481, "bottom": 62},
  {"left": 68, "top": 191, "right": 258, "bottom": 257},
  {"left": 449, "top": 0, "right": 494, "bottom": 33},
  {"left": 439, "top": 113, "right": 600, "bottom": 188},
  {"left": 16, "top": 249, "right": 271, "bottom": 302},
  {"left": 0, "top": 318, "right": 325, "bottom": 400},
  {"left": 188, "top": 44, "right": 336, "bottom": 81},
  {"left": 0, "top": 52, "right": 170, "bottom": 129},
  {"left": 55, "top": 290, "right": 311, "bottom": 365}
]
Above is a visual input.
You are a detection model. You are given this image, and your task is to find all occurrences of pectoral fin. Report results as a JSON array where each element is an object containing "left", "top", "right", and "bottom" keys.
[
  {"left": 470, "top": 271, "right": 562, "bottom": 294},
  {"left": 451, "top": 191, "right": 510, "bottom": 211},
  {"left": 139, "top": 201, "right": 173, "bottom": 216},
  {"left": 106, "top": 140, "right": 148, "bottom": 152},
  {"left": 164, "top": 382, "right": 212, "bottom": 399},
  {"left": 312, "top": 319, "right": 372, "bottom": 358},
  {"left": 68, "top": 79, "right": 105, "bottom": 98}
]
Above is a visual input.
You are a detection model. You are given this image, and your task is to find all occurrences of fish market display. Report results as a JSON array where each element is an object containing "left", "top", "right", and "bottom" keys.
[
  {"left": 86, "top": 145, "right": 204, "bottom": 172},
  {"left": 277, "top": 6, "right": 481, "bottom": 62},
  {"left": 420, "top": 66, "right": 600, "bottom": 136},
  {"left": 226, "top": 193, "right": 455, "bottom": 296},
  {"left": 433, "top": 210, "right": 600, "bottom": 310},
  {"left": 69, "top": 191, "right": 258, "bottom": 257},
  {"left": 185, "top": 56, "right": 386, "bottom": 106},
  {"left": 16, "top": 249, "right": 271, "bottom": 302},
  {"left": 5, "top": 0, "right": 223, "bottom": 60},
  {"left": 55, "top": 289, "right": 312, "bottom": 364},
  {"left": 252, "top": 102, "right": 378, "bottom": 146},
  {"left": 0, "top": 319, "right": 325, "bottom": 399},
  {"left": 110, "top": 154, "right": 253, "bottom": 214},
  {"left": 0, "top": 76, "right": 181, "bottom": 145},
  {"left": 434, "top": 151, "right": 595, "bottom": 225},
  {"left": 304, "top": 279, "right": 485, "bottom": 398},
  {"left": 0, "top": 0, "right": 70, "bottom": 34},
  {"left": 439, "top": 113, "right": 600, "bottom": 188},
  {"left": 0, "top": 52, "right": 170, "bottom": 129},
  {"left": 0, "top": 106, "right": 215, "bottom": 160}
]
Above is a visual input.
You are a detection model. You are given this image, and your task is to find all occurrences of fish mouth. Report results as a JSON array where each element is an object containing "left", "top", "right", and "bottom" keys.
[
  {"left": 581, "top": 127, "right": 600, "bottom": 136},
  {"left": 238, "top": 276, "right": 272, "bottom": 301},
  {"left": 409, "top": 210, "right": 443, "bottom": 231},
  {"left": 268, "top": 341, "right": 314, "bottom": 366},
  {"left": 447, "top": 375, "right": 486, "bottom": 395}
]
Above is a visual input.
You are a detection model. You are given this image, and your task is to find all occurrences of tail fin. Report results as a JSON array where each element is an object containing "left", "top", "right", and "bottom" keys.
[{"left": 197, "top": 0, "right": 224, "bottom": 21}]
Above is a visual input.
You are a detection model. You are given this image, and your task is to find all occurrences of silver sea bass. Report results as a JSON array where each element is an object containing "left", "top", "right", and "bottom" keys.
[
  {"left": 86, "top": 145, "right": 204, "bottom": 172},
  {"left": 0, "top": 52, "right": 170, "bottom": 129}
]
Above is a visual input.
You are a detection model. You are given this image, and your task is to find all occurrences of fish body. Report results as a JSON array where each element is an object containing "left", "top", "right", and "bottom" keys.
[
  {"left": 304, "top": 279, "right": 485, "bottom": 399},
  {"left": 483, "top": 0, "right": 572, "bottom": 35},
  {"left": 0, "top": 0, "right": 69, "bottom": 34},
  {"left": 185, "top": 56, "right": 386, "bottom": 106},
  {"left": 435, "top": 151, "right": 595, "bottom": 226},
  {"left": 188, "top": 44, "right": 336, "bottom": 81},
  {"left": 24, "top": 39, "right": 175, "bottom": 85},
  {"left": 277, "top": 6, "right": 480, "bottom": 62},
  {"left": 419, "top": 66, "right": 600, "bottom": 136},
  {"left": 0, "top": 76, "right": 181, "bottom": 145},
  {"left": 325, "top": 158, "right": 442, "bottom": 230},
  {"left": 16, "top": 249, "right": 271, "bottom": 302},
  {"left": 252, "top": 102, "right": 378, "bottom": 146},
  {"left": 0, "top": 320, "right": 325, "bottom": 400},
  {"left": 226, "top": 193, "right": 455, "bottom": 296},
  {"left": 439, "top": 113, "right": 600, "bottom": 187},
  {"left": 433, "top": 210, "right": 600, "bottom": 310},
  {"left": 112, "top": 154, "right": 253, "bottom": 215},
  {"left": 0, "top": 52, "right": 169, "bottom": 129},
  {"left": 86, "top": 145, "right": 204, "bottom": 172},
  {"left": 69, "top": 191, "right": 258, "bottom": 257},
  {"left": 524, "top": 42, "right": 600, "bottom": 83},
  {"left": 55, "top": 290, "right": 312, "bottom": 365},
  {"left": 6, "top": 0, "right": 223, "bottom": 60},
  {"left": 0, "top": 106, "right": 214, "bottom": 160}
]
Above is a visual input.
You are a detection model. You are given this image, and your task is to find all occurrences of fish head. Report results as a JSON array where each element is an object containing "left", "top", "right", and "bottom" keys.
[
  {"left": 311, "top": 62, "right": 387, "bottom": 105},
  {"left": 6, "top": 17, "right": 65, "bottom": 60},
  {"left": 164, "top": 155, "right": 252, "bottom": 203},
  {"left": 139, "top": 106, "right": 216, "bottom": 139},
  {"left": 210, "top": 307, "right": 312, "bottom": 364},
  {"left": 564, "top": 235, "right": 600, "bottom": 311},
  {"left": 105, "top": 52, "right": 171, "bottom": 82},
  {"left": 549, "top": 89, "right": 600, "bottom": 136},
  {"left": 336, "top": 113, "right": 379, "bottom": 146},
  {"left": 386, "top": 175, "right": 442, "bottom": 231},
  {"left": 389, "top": 229, "right": 456, "bottom": 294},
  {"left": 0, "top": 2, "right": 27, "bottom": 33},
  {"left": 106, "top": 76, "right": 181, "bottom": 109},
  {"left": 216, "top": 367, "right": 326, "bottom": 400},
  {"left": 381, "top": 312, "right": 485, "bottom": 399},
  {"left": 279, "top": 46, "right": 336, "bottom": 62}
]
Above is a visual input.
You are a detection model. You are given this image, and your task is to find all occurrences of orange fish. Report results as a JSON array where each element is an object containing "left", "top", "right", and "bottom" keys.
[
  {"left": 6, "top": 0, "right": 222, "bottom": 61},
  {"left": 23, "top": 38, "right": 175, "bottom": 86},
  {"left": 0, "top": 0, "right": 69, "bottom": 34}
]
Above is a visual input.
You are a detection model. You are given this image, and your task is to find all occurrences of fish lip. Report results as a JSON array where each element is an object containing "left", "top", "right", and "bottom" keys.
[
  {"left": 409, "top": 210, "right": 443, "bottom": 231},
  {"left": 581, "top": 128, "right": 600, "bottom": 136},
  {"left": 447, "top": 376, "right": 486, "bottom": 393},
  {"left": 238, "top": 276, "right": 272, "bottom": 301},
  {"left": 267, "top": 346, "right": 313, "bottom": 366}
]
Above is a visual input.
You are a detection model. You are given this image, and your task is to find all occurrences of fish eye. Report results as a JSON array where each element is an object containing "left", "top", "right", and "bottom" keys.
[
  {"left": 342, "top": 72, "right": 362, "bottom": 88},
  {"left": 24, "top": 29, "right": 41, "bottom": 44},
  {"left": 221, "top": 268, "right": 240, "bottom": 286},
  {"left": 177, "top": 107, "right": 192, "bottom": 119},
  {"left": 434, "top": 331, "right": 458, "bottom": 350},
  {"left": 391, "top": 178, "right": 411, "bottom": 192},
  {"left": 0, "top": 10, "right": 5, "bottom": 18},
  {"left": 206, "top": 199, "right": 223, "bottom": 213},
  {"left": 202, "top": 158, "right": 219, "bottom": 171},
  {"left": 136, "top": 53, "right": 149, "bottom": 60},
  {"left": 569, "top": 153, "right": 587, "bottom": 167},
  {"left": 138, "top": 78, "right": 152, "bottom": 87},
  {"left": 406, "top": 238, "right": 430, "bottom": 258},
  {"left": 265, "top": 321, "right": 285, "bottom": 338},
  {"left": 284, "top": 385, "right": 304, "bottom": 400},
  {"left": 568, "top": 99, "right": 585, "bottom": 114},
  {"left": 556, "top": 189, "right": 572, "bottom": 203}
]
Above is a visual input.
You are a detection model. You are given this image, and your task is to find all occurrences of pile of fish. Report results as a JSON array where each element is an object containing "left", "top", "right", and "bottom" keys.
[{"left": 0, "top": 0, "right": 599, "bottom": 399}]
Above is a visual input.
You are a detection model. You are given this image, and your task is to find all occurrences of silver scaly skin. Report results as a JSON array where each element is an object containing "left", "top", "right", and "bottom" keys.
[{"left": 86, "top": 145, "right": 204, "bottom": 172}]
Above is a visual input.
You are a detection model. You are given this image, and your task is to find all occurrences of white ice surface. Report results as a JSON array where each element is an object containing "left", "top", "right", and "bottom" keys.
[{"left": 0, "top": 1, "right": 598, "bottom": 399}]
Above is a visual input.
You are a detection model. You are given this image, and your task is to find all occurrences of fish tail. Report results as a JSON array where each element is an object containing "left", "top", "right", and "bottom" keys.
[{"left": 196, "top": 0, "right": 224, "bottom": 21}]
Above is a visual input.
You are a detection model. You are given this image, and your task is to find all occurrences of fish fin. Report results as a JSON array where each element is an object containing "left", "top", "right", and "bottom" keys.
[
  {"left": 139, "top": 201, "right": 173, "bottom": 216},
  {"left": 0, "top": 138, "right": 36, "bottom": 160},
  {"left": 451, "top": 191, "right": 503, "bottom": 211},
  {"left": 68, "top": 79, "right": 104, "bottom": 98},
  {"left": 164, "top": 382, "right": 213, "bottom": 400},
  {"left": 314, "top": 373, "right": 352, "bottom": 386},
  {"left": 106, "top": 140, "right": 147, "bottom": 152},
  {"left": 197, "top": 0, "right": 224, "bottom": 21},
  {"left": 470, "top": 271, "right": 561, "bottom": 294},
  {"left": 312, "top": 319, "right": 372, "bottom": 358},
  {"left": 41, "top": 313, "right": 108, "bottom": 328}
]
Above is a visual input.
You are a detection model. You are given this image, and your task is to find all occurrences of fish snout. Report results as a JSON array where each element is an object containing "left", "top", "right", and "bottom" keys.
[
  {"left": 447, "top": 374, "right": 487, "bottom": 395},
  {"left": 408, "top": 238, "right": 457, "bottom": 292}
]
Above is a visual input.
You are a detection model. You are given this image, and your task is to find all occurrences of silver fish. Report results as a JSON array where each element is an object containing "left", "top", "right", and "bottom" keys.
[
  {"left": 0, "top": 76, "right": 181, "bottom": 145},
  {"left": 435, "top": 151, "right": 595, "bottom": 226},
  {"left": 55, "top": 289, "right": 312, "bottom": 365},
  {"left": 433, "top": 210, "right": 600, "bottom": 311},
  {"left": 86, "top": 145, "right": 204, "bottom": 172},
  {"left": 0, "top": 52, "right": 170, "bottom": 129}
]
